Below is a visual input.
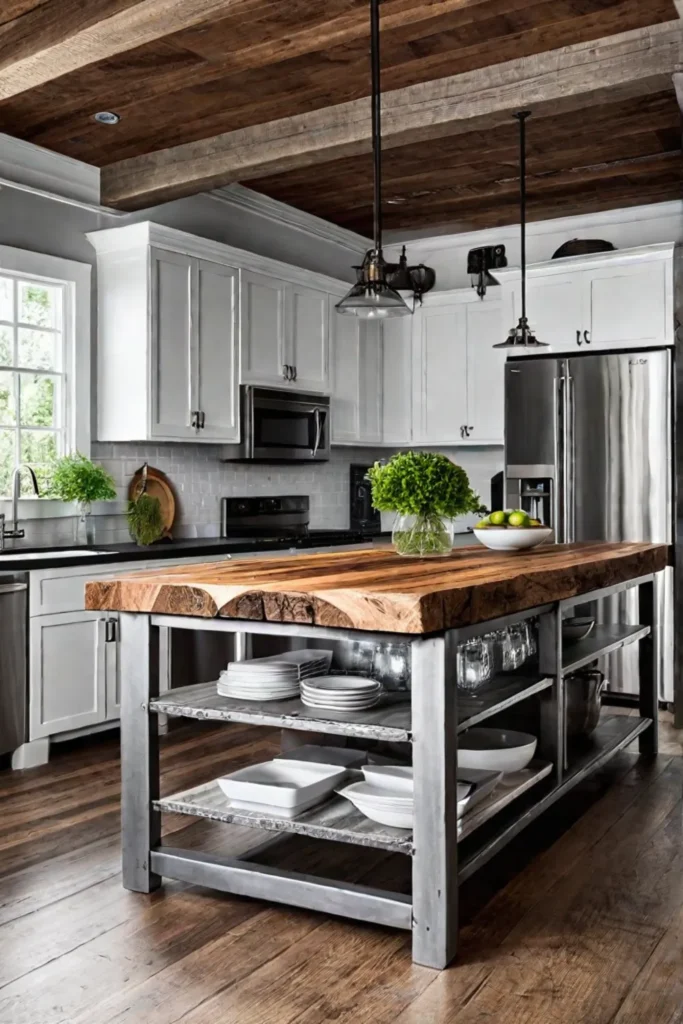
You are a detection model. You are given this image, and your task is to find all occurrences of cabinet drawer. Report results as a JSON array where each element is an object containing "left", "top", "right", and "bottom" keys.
[{"left": 29, "top": 553, "right": 242, "bottom": 616}]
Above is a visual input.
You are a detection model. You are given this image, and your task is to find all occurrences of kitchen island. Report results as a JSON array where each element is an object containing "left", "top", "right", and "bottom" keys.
[{"left": 86, "top": 541, "right": 668, "bottom": 970}]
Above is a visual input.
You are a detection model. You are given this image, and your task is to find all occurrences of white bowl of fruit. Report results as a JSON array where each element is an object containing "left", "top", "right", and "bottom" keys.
[{"left": 473, "top": 510, "right": 553, "bottom": 552}]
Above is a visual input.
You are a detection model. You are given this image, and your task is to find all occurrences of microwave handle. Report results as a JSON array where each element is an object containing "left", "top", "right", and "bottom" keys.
[{"left": 312, "top": 408, "right": 323, "bottom": 458}]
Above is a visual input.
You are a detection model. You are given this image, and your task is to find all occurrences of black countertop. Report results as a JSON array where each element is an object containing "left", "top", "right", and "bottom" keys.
[{"left": 0, "top": 531, "right": 389, "bottom": 573}]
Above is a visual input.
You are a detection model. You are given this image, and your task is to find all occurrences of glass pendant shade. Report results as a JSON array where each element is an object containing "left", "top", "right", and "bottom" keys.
[{"left": 336, "top": 249, "right": 412, "bottom": 319}]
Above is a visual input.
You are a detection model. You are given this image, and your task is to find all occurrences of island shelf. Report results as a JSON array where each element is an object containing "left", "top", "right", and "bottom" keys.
[{"left": 87, "top": 541, "right": 667, "bottom": 970}]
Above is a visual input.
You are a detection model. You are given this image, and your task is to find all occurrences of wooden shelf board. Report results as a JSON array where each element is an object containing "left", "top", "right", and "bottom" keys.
[
  {"left": 155, "top": 780, "right": 414, "bottom": 854},
  {"left": 457, "top": 675, "right": 553, "bottom": 733},
  {"left": 151, "top": 682, "right": 412, "bottom": 742},
  {"left": 562, "top": 624, "right": 650, "bottom": 674}
]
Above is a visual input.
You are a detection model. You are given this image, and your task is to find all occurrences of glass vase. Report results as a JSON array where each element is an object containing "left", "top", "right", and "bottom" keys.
[
  {"left": 392, "top": 513, "right": 454, "bottom": 557},
  {"left": 74, "top": 500, "right": 95, "bottom": 546}
]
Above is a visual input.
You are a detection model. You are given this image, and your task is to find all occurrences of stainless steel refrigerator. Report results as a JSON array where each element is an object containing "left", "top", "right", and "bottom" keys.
[{"left": 504, "top": 350, "right": 673, "bottom": 701}]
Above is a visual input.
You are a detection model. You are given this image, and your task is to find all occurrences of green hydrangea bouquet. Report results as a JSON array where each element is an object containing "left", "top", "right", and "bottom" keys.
[{"left": 367, "top": 451, "right": 483, "bottom": 556}]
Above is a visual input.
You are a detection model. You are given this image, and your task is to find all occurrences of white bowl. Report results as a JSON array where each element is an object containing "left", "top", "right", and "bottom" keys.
[
  {"left": 458, "top": 728, "right": 537, "bottom": 773},
  {"left": 361, "top": 765, "right": 413, "bottom": 795},
  {"left": 338, "top": 782, "right": 413, "bottom": 829},
  {"left": 473, "top": 526, "right": 552, "bottom": 552}
]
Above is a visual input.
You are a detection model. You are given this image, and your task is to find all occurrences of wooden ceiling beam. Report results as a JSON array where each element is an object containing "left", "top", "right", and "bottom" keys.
[
  {"left": 100, "top": 20, "right": 683, "bottom": 210},
  {"left": 0, "top": 0, "right": 261, "bottom": 101}
]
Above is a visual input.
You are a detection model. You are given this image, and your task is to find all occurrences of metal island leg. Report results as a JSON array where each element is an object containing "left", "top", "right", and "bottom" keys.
[
  {"left": 120, "top": 612, "right": 161, "bottom": 893},
  {"left": 411, "top": 633, "right": 459, "bottom": 969}
]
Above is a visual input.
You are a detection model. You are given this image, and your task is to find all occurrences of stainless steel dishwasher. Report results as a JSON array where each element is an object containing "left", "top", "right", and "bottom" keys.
[{"left": 0, "top": 573, "right": 28, "bottom": 757}]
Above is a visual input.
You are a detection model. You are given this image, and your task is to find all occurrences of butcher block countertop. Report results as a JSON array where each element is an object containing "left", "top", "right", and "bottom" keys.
[{"left": 84, "top": 541, "right": 668, "bottom": 635}]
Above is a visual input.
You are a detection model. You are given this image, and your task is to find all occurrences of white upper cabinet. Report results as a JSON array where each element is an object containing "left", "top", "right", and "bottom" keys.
[
  {"left": 582, "top": 258, "right": 672, "bottom": 349},
  {"left": 409, "top": 293, "right": 505, "bottom": 446},
  {"left": 330, "top": 299, "right": 382, "bottom": 444},
  {"left": 500, "top": 243, "right": 674, "bottom": 355},
  {"left": 90, "top": 226, "right": 240, "bottom": 443},
  {"left": 240, "top": 269, "right": 288, "bottom": 387},
  {"left": 149, "top": 248, "right": 195, "bottom": 439},
  {"left": 413, "top": 304, "right": 469, "bottom": 444},
  {"left": 195, "top": 259, "right": 239, "bottom": 441},
  {"left": 465, "top": 302, "right": 506, "bottom": 445},
  {"left": 382, "top": 317, "right": 413, "bottom": 445},
  {"left": 241, "top": 276, "right": 329, "bottom": 393}
]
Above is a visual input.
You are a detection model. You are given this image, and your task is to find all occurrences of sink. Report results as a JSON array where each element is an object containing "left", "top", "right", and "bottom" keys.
[{"left": 0, "top": 549, "right": 114, "bottom": 560}]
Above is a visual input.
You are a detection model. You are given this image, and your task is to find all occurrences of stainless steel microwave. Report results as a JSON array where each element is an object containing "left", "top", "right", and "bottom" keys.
[{"left": 227, "top": 386, "right": 330, "bottom": 462}]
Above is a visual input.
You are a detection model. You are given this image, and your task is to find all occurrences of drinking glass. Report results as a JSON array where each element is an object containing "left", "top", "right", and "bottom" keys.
[
  {"left": 522, "top": 620, "right": 538, "bottom": 659},
  {"left": 457, "top": 638, "right": 492, "bottom": 692},
  {"left": 507, "top": 623, "right": 528, "bottom": 670}
]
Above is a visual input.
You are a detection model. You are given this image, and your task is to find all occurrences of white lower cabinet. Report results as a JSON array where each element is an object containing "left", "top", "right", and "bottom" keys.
[{"left": 29, "top": 611, "right": 118, "bottom": 740}]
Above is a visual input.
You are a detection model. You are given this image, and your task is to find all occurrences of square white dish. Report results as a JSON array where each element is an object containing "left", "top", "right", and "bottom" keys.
[{"left": 217, "top": 760, "right": 347, "bottom": 813}]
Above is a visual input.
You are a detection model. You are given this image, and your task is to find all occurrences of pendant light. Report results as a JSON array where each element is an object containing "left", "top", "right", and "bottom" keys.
[
  {"left": 336, "top": 0, "right": 425, "bottom": 319},
  {"left": 494, "top": 111, "right": 548, "bottom": 348}
]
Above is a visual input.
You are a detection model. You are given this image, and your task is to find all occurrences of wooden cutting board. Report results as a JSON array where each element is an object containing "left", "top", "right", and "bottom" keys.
[
  {"left": 85, "top": 541, "right": 669, "bottom": 635},
  {"left": 128, "top": 464, "right": 176, "bottom": 535}
]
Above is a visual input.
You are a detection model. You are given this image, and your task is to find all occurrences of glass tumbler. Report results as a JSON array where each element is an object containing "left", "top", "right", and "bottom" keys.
[{"left": 457, "top": 638, "right": 492, "bottom": 692}]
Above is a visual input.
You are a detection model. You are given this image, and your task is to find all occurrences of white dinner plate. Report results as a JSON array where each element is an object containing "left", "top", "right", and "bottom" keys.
[{"left": 304, "top": 676, "right": 379, "bottom": 693}]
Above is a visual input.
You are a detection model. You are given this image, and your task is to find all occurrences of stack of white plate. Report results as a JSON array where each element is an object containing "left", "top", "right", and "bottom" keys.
[
  {"left": 216, "top": 649, "right": 333, "bottom": 702},
  {"left": 300, "top": 675, "right": 381, "bottom": 712}
]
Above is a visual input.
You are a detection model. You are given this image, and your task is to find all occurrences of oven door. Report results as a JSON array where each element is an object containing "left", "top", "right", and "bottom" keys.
[{"left": 247, "top": 390, "right": 330, "bottom": 461}]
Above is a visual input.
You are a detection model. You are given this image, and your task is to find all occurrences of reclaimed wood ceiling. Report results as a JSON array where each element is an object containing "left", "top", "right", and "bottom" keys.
[{"left": 0, "top": 0, "right": 681, "bottom": 230}]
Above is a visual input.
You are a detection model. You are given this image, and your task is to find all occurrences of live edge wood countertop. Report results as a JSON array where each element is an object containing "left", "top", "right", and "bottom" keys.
[{"left": 84, "top": 541, "right": 669, "bottom": 636}]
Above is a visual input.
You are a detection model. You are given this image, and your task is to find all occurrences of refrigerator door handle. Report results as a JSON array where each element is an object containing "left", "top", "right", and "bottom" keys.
[
  {"left": 564, "top": 372, "right": 575, "bottom": 543},
  {"left": 553, "top": 376, "right": 563, "bottom": 539}
]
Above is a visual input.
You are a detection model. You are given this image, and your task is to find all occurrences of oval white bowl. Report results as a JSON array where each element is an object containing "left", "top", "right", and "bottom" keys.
[
  {"left": 458, "top": 727, "right": 537, "bottom": 773},
  {"left": 473, "top": 526, "right": 552, "bottom": 552}
]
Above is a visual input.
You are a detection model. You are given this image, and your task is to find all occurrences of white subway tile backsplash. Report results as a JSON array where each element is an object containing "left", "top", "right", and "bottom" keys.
[{"left": 11, "top": 442, "right": 503, "bottom": 547}]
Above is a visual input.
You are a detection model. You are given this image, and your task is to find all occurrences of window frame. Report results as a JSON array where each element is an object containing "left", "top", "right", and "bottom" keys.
[{"left": 0, "top": 244, "right": 91, "bottom": 511}]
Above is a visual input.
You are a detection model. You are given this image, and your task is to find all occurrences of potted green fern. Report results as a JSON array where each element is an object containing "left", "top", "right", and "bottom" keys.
[{"left": 368, "top": 451, "right": 483, "bottom": 557}]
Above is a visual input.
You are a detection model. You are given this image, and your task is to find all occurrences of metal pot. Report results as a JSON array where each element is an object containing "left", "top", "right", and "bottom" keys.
[{"left": 565, "top": 668, "right": 605, "bottom": 738}]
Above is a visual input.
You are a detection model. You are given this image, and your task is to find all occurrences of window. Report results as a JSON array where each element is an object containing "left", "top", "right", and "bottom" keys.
[
  {"left": 0, "top": 275, "right": 67, "bottom": 495},
  {"left": 0, "top": 246, "right": 90, "bottom": 503}
]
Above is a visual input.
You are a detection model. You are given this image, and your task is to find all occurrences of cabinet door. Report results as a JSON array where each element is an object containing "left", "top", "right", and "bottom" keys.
[
  {"left": 149, "top": 248, "right": 195, "bottom": 438},
  {"left": 358, "top": 321, "right": 383, "bottom": 443},
  {"left": 195, "top": 259, "right": 240, "bottom": 442},
  {"left": 382, "top": 317, "right": 413, "bottom": 444},
  {"left": 524, "top": 273, "right": 584, "bottom": 352},
  {"left": 330, "top": 299, "right": 361, "bottom": 442},
  {"left": 413, "top": 305, "right": 468, "bottom": 444},
  {"left": 30, "top": 612, "right": 107, "bottom": 739},
  {"left": 583, "top": 260, "right": 672, "bottom": 349},
  {"left": 287, "top": 284, "right": 329, "bottom": 392},
  {"left": 465, "top": 302, "right": 506, "bottom": 444},
  {"left": 241, "top": 270, "right": 288, "bottom": 387}
]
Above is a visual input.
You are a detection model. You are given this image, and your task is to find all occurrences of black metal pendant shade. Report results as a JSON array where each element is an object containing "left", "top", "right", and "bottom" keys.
[
  {"left": 494, "top": 111, "right": 548, "bottom": 349},
  {"left": 336, "top": 0, "right": 433, "bottom": 319}
]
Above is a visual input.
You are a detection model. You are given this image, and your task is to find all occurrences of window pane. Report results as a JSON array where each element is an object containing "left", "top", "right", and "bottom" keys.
[
  {"left": 0, "top": 429, "right": 14, "bottom": 496},
  {"left": 20, "top": 430, "right": 57, "bottom": 472},
  {"left": 0, "top": 326, "right": 12, "bottom": 366},
  {"left": 19, "top": 373, "right": 58, "bottom": 427},
  {"left": 0, "top": 371, "right": 16, "bottom": 425},
  {"left": 18, "top": 281, "right": 61, "bottom": 330},
  {"left": 18, "top": 328, "right": 57, "bottom": 371},
  {"left": 0, "top": 278, "right": 12, "bottom": 323}
]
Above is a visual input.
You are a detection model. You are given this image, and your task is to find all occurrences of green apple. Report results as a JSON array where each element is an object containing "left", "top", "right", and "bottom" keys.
[
  {"left": 508, "top": 510, "right": 531, "bottom": 528},
  {"left": 489, "top": 510, "right": 507, "bottom": 526}
]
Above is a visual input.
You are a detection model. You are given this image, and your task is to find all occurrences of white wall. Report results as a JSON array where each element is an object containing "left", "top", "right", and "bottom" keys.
[{"left": 386, "top": 201, "right": 683, "bottom": 291}]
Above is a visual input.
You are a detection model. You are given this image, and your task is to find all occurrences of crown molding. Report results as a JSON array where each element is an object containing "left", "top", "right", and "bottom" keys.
[
  {"left": 0, "top": 133, "right": 101, "bottom": 205},
  {"left": 209, "top": 183, "right": 370, "bottom": 255},
  {"left": 384, "top": 200, "right": 683, "bottom": 255},
  {"left": 86, "top": 220, "right": 350, "bottom": 294},
  {"left": 493, "top": 240, "right": 676, "bottom": 278}
]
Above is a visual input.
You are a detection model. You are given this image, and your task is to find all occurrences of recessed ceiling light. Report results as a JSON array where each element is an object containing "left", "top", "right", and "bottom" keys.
[{"left": 94, "top": 111, "right": 121, "bottom": 125}]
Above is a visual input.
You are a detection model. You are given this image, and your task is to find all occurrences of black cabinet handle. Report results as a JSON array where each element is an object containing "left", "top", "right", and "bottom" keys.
[
  {"left": 191, "top": 411, "right": 198, "bottom": 428},
  {"left": 292, "top": 365, "right": 297, "bottom": 382},
  {"left": 576, "top": 330, "right": 582, "bottom": 347},
  {"left": 460, "top": 425, "right": 465, "bottom": 439},
  {"left": 583, "top": 330, "right": 591, "bottom": 345},
  {"left": 467, "top": 425, "right": 473, "bottom": 434},
  {"left": 282, "top": 365, "right": 290, "bottom": 380},
  {"left": 200, "top": 411, "right": 206, "bottom": 429}
]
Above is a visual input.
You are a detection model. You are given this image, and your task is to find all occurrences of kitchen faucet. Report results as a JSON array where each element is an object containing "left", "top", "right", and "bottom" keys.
[{"left": 0, "top": 465, "right": 40, "bottom": 550}]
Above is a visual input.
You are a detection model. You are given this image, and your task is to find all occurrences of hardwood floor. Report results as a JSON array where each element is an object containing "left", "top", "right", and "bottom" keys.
[{"left": 1, "top": 718, "right": 682, "bottom": 1023}]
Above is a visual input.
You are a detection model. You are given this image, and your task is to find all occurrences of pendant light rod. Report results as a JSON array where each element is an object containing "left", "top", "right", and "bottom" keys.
[
  {"left": 371, "top": 0, "right": 382, "bottom": 252},
  {"left": 515, "top": 110, "right": 531, "bottom": 331}
]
